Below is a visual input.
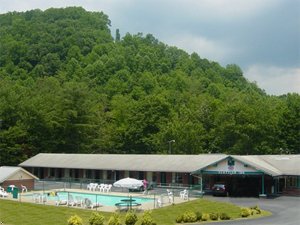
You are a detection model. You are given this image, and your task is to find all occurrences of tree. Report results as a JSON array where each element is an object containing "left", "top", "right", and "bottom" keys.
[{"left": 115, "top": 28, "right": 121, "bottom": 42}]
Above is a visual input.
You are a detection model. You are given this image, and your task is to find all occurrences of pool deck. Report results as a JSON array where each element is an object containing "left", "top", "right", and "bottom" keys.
[{"left": 5, "top": 188, "right": 192, "bottom": 212}]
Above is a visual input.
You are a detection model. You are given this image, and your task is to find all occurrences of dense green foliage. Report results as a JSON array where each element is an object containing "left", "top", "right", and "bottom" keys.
[{"left": 0, "top": 7, "right": 299, "bottom": 166}]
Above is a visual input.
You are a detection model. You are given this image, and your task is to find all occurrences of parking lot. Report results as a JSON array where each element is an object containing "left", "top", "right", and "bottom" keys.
[{"left": 201, "top": 196, "right": 300, "bottom": 225}]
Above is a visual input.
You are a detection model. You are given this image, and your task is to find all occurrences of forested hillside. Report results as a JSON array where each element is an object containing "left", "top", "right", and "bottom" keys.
[{"left": 0, "top": 7, "right": 299, "bottom": 166}]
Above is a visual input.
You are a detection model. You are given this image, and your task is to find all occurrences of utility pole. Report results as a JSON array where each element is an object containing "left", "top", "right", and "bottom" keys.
[{"left": 168, "top": 140, "right": 175, "bottom": 154}]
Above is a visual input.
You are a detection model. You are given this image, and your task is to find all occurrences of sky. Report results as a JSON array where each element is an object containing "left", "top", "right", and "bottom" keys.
[{"left": 0, "top": 0, "right": 299, "bottom": 95}]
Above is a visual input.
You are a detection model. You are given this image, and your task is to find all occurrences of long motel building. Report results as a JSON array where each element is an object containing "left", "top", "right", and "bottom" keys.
[{"left": 19, "top": 153, "right": 300, "bottom": 197}]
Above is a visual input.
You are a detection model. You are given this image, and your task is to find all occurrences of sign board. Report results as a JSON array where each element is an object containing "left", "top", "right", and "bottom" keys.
[{"left": 202, "top": 158, "right": 262, "bottom": 175}]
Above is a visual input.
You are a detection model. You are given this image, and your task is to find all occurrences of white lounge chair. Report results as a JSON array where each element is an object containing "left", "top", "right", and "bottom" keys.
[
  {"left": 67, "top": 194, "right": 76, "bottom": 206},
  {"left": 84, "top": 198, "right": 102, "bottom": 209},
  {"left": 180, "top": 189, "right": 189, "bottom": 200},
  {"left": 55, "top": 193, "right": 68, "bottom": 206},
  {"left": 33, "top": 193, "right": 47, "bottom": 203},
  {"left": 0, "top": 187, "right": 8, "bottom": 197},
  {"left": 75, "top": 196, "right": 84, "bottom": 207}
]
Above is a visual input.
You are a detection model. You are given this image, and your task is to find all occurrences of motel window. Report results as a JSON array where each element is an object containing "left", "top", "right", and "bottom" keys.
[
  {"left": 57, "top": 168, "right": 63, "bottom": 178},
  {"left": 287, "top": 177, "right": 297, "bottom": 187},
  {"left": 33, "top": 167, "right": 39, "bottom": 177},
  {"left": 95, "top": 170, "right": 102, "bottom": 180},
  {"left": 152, "top": 174, "right": 157, "bottom": 182},
  {"left": 86, "top": 170, "right": 92, "bottom": 179},
  {"left": 138, "top": 171, "right": 144, "bottom": 180},
  {"left": 50, "top": 168, "right": 55, "bottom": 177},
  {"left": 69, "top": 169, "right": 74, "bottom": 178},
  {"left": 175, "top": 173, "right": 183, "bottom": 184},
  {"left": 107, "top": 170, "right": 114, "bottom": 181},
  {"left": 74, "top": 169, "right": 79, "bottom": 179},
  {"left": 129, "top": 171, "right": 137, "bottom": 178},
  {"left": 160, "top": 172, "right": 167, "bottom": 184},
  {"left": 228, "top": 158, "right": 235, "bottom": 166}
]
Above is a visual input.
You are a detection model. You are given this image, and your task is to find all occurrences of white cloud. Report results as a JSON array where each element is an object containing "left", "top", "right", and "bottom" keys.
[
  {"left": 149, "top": 0, "right": 279, "bottom": 23},
  {"left": 244, "top": 65, "right": 300, "bottom": 95},
  {"left": 165, "top": 34, "right": 240, "bottom": 65}
]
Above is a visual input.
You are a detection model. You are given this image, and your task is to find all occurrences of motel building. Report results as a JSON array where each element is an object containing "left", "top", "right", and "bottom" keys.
[{"left": 19, "top": 153, "right": 300, "bottom": 197}]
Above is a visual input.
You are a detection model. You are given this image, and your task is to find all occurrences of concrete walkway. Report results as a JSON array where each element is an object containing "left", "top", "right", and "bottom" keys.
[{"left": 198, "top": 196, "right": 300, "bottom": 225}]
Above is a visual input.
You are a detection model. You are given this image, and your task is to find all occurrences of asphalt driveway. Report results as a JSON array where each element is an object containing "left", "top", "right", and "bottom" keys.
[{"left": 199, "top": 196, "right": 300, "bottom": 225}]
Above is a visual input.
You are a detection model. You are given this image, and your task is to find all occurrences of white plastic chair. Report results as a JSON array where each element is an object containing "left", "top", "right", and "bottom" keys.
[
  {"left": 167, "top": 189, "right": 173, "bottom": 203},
  {"left": 104, "top": 184, "right": 112, "bottom": 192},
  {"left": 156, "top": 195, "right": 163, "bottom": 207},
  {"left": 180, "top": 189, "right": 189, "bottom": 200},
  {"left": 0, "top": 186, "right": 8, "bottom": 197},
  {"left": 92, "top": 183, "right": 98, "bottom": 191},
  {"left": 87, "top": 183, "right": 92, "bottom": 191},
  {"left": 21, "top": 185, "right": 27, "bottom": 193},
  {"left": 98, "top": 183, "right": 105, "bottom": 192}
]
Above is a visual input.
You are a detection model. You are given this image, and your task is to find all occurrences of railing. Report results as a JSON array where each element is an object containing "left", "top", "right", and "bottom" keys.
[{"left": 33, "top": 179, "right": 204, "bottom": 198}]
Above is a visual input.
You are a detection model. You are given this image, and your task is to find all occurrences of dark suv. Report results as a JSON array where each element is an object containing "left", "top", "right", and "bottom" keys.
[{"left": 212, "top": 183, "right": 228, "bottom": 196}]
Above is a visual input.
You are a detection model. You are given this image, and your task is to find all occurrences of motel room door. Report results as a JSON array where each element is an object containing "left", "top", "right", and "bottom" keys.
[{"left": 160, "top": 172, "right": 167, "bottom": 185}]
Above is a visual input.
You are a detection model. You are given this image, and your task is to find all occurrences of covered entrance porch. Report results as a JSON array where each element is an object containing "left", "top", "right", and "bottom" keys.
[{"left": 192, "top": 156, "right": 272, "bottom": 197}]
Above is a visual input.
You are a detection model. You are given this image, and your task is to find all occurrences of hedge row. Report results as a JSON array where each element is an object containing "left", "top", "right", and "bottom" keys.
[
  {"left": 175, "top": 205, "right": 261, "bottom": 223},
  {"left": 67, "top": 211, "right": 156, "bottom": 225}
]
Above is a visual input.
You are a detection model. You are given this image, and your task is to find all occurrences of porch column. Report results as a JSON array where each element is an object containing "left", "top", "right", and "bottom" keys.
[
  {"left": 260, "top": 173, "right": 266, "bottom": 197},
  {"left": 103, "top": 170, "right": 107, "bottom": 181},
  {"left": 65, "top": 169, "right": 70, "bottom": 178},
  {"left": 172, "top": 172, "right": 176, "bottom": 183},
  {"left": 262, "top": 174, "right": 265, "bottom": 194},
  {"left": 146, "top": 172, "right": 152, "bottom": 182},
  {"left": 200, "top": 174, "right": 203, "bottom": 193}
]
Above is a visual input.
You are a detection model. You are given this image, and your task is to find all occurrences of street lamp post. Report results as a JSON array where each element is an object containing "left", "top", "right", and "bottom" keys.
[{"left": 168, "top": 140, "right": 175, "bottom": 154}]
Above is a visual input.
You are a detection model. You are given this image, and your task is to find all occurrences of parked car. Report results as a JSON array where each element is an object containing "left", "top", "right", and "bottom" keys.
[{"left": 212, "top": 183, "right": 228, "bottom": 196}]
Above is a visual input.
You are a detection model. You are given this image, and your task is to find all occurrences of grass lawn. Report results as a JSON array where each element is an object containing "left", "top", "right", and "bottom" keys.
[{"left": 0, "top": 198, "right": 270, "bottom": 225}]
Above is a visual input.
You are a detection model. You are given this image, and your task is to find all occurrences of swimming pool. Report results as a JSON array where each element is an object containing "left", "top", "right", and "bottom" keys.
[{"left": 24, "top": 191, "right": 153, "bottom": 206}]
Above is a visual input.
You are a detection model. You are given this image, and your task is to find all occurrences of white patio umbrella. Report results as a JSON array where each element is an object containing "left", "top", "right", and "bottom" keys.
[{"left": 113, "top": 177, "right": 143, "bottom": 189}]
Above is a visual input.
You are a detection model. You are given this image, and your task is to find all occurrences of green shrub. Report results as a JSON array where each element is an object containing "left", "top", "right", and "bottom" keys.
[
  {"left": 88, "top": 212, "right": 105, "bottom": 225},
  {"left": 250, "top": 205, "right": 261, "bottom": 214},
  {"left": 182, "top": 211, "right": 197, "bottom": 223},
  {"left": 125, "top": 211, "right": 138, "bottom": 225},
  {"left": 209, "top": 212, "right": 218, "bottom": 220},
  {"left": 141, "top": 211, "right": 156, "bottom": 225},
  {"left": 107, "top": 213, "right": 121, "bottom": 225},
  {"left": 175, "top": 215, "right": 183, "bottom": 223},
  {"left": 195, "top": 211, "right": 202, "bottom": 221},
  {"left": 201, "top": 213, "right": 210, "bottom": 221},
  {"left": 241, "top": 207, "right": 251, "bottom": 217},
  {"left": 67, "top": 215, "right": 83, "bottom": 225},
  {"left": 219, "top": 213, "right": 231, "bottom": 220}
]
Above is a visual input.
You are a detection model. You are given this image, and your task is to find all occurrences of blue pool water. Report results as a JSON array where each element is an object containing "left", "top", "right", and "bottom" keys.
[{"left": 25, "top": 191, "right": 153, "bottom": 206}]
